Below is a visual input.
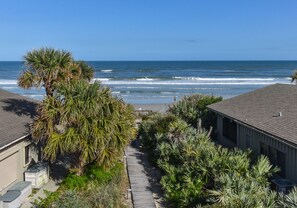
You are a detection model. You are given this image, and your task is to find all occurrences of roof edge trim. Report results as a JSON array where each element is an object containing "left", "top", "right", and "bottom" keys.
[{"left": 0, "top": 134, "right": 30, "bottom": 151}]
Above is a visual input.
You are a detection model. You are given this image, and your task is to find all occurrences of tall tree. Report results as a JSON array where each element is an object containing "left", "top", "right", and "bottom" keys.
[
  {"left": 18, "top": 48, "right": 94, "bottom": 97},
  {"left": 32, "top": 81, "right": 136, "bottom": 175}
]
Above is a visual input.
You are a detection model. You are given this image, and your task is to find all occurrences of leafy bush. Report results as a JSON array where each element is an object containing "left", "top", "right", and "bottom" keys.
[
  {"left": 138, "top": 113, "right": 189, "bottom": 164},
  {"left": 62, "top": 163, "right": 123, "bottom": 190},
  {"left": 35, "top": 162, "right": 128, "bottom": 208},
  {"left": 61, "top": 174, "right": 89, "bottom": 190},
  {"left": 54, "top": 176, "right": 125, "bottom": 208},
  {"left": 277, "top": 187, "right": 297, "bottom": 207},
  {"left": 54, "top": 190, "right": 91, "bottom": 208},
  {"left": 32, "top": 190, "right": 60, "bottom": 208},
  {"left": 168, "top": 94, "right": 222, "bottom": 131},
  {"left": 87, "top": 174, "right": 127, "bottom": 208},
  {"left": 138, "top": 113, "right": 279, "bottom": 208}
]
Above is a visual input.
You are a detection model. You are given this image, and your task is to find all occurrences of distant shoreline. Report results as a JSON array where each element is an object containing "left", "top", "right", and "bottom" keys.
[{"left": 0, "top": 61, "right": 294, "bottom": 104}]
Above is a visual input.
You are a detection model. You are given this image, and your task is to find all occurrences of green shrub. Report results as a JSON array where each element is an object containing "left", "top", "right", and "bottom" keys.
[
  {"left": 138, "top": 113, "right": 190, "bottom": 164},
  {"left": 138, "top": 112, "right": 278, "bottom": 208},
  {"left": 62, "top": 174, "right": 89, "bottom": 190},
  {"left": 62, "top": 162, "right": 123, "bottom": 190},
  {"left": 87, "top": 175, "right": 126, "bottom": 208},
  {"left": 36, "top": 162, "right": 127, "bottom": 208},
  {"left": 54, "top": 190, "right": 91, "bottom": 208},
  {"left": 169, "top": 94, "right": 222, "bottom": 131},
  {"left": 277, "top": 187, "right": 297, "bottom": 207},
  {"left": 86, "top": 163, "right": 123, "bottom": 184},
  {"left": 32, "top": 190, "right": 60, "bottom": 208}
]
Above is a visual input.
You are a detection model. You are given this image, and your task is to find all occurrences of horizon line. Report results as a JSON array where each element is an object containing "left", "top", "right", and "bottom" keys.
[{"left": 1, "top": 60, "right": 297, "bottom": 62}]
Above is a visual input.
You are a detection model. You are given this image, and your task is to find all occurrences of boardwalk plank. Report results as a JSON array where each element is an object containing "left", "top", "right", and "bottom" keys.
[{"left": 126, "top": 145, "right": 156, "bottom": 208}]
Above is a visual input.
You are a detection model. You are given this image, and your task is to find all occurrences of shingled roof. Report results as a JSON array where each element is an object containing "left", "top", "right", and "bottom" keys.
[
  {"left": 208, "top": 84, "right": 297, "bottom": 145},
  {"left": 0, "top": 89, "right": 38, "bottom": 149}
]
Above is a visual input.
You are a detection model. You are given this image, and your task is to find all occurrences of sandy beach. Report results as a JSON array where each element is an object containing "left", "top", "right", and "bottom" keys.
[{"left": 132, "top": 103, "right": 171, "bottom": 113}]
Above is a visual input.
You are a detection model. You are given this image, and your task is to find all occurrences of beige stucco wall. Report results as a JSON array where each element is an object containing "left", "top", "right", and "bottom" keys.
[{"left": 0, "top": 135, "right": 39, "bottom": 195}]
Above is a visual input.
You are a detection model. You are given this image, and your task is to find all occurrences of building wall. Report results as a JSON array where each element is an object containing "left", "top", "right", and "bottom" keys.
[
  {"left": 216, "top": 114, "right": 237, "bottom": 148},
  {"left": 0, "top": 136, "right": 39, "bottom": 195},
  {"left": 216, "top": 114, "right": 297, "bottom": 183}
]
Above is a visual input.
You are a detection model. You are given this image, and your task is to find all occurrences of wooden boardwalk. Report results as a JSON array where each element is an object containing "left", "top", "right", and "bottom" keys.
[{"left": 126, "top": 145, "right": 156, "bottom": 208}]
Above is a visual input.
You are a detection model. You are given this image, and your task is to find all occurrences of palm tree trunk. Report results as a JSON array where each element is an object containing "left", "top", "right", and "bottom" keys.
[
  {"left": 44, "top": 83, "right": 53, "bottom": 97},
  {"left": 77, "top": 158, "right": 84, "bottom": 176}
]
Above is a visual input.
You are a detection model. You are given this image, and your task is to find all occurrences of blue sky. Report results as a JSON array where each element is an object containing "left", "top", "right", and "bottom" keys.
[{"left": 1, "top": 0, "right": 297, "bottom": 60}]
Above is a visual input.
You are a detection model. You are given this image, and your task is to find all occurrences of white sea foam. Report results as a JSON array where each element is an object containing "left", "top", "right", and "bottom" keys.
[
  {"left": 0, "top": 86, "right": 18, "bottom": 89},
  {"left": 173, "top": 77, "right": 276, "bottom": 81},
  {"left": 26, "top": 94, "right": 44, "bottom": 98},
  {"left": 0, "top": 79, "right": 17, "bottom": 85},
  {"left": 101, "top": 69, "right": 113, "bottom": 73},
  {"left": 136, "top": 77, "right": 157, "bottom": 81},
  {"left": 92, "top": 78, "right": 110, "bottom": 82},
  {"left": 160, "top": 92, "right": 178, "bottom": 94},
  {"left": 114, "top": 86, "right": 160, "bottom": 89},
  {"left": 100, "top": 80, "right": 286, "bottom": 85}
]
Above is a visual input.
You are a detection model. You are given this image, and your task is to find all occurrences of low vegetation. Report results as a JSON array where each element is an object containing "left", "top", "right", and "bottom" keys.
[
  {"left": 168, "top": 94, "right": 222, "bottom": 131},
  {"left": 138, "top": 94, "right": 297, "bottom": 207},
  {"left": 33, "top": 162, "right": 129, "bottom": 208}
]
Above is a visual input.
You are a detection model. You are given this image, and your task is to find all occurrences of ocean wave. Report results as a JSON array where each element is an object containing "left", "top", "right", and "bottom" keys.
[
  {"left": 0, "top": 86, "right": 18, "bottom": 89},
  {"left": 26, "top": 94, "right": 44, "bottom": 98},
  {"left": 0, "top": 79, "right": 17, "bottom": 85},
  {"left": 114, "top": 86, "right": 160, "bottom": 89},
  {"left": 100, "top": 80, "right": 287, "bottom": 85},
  {"left": 101, "top": 69, "right": 113, "bottom": 73},
  {"left": 172, "top": 77, "right": 277, "bottom": 81},
  {"left": 160, "top": 91, "right": 178, "bottom": 94},
  {"left": 173, "top": 87, "right": 228, "bottom": 90},
  {"left": 121, "top": 94, "right": 172, "bottom": 98},
  {"left": 114, "top": 86, "right": 228, "bottom": 90},
  {"left": 92, "top": 78, "right": 110, "bottom": 82},
  {"left": 136, "top": 77, "right": 158, "bottom": 81}
]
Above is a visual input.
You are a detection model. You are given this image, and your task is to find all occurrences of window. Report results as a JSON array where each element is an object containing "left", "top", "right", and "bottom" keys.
[
  {"left": 223, "top": 117, "right": 237, "bottom": 144},
  {"left": 260, "top": 142, "right": 286, "bottom": 177},
  {"left": 25, "top": 145, "right": 30, "bottom": 164}
]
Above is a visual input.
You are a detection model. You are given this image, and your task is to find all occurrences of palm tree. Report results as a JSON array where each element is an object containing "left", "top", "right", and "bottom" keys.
[
  {"left": 291, "top": 71, "right": 297, "bottom": 84},
  {"left": 75, "top": 61, "right": 94, "bottom": 81},
  {"left": 18, "top": 48, "right": 94, "bottom": 97},
  {"left": 32, "top": 81, "right": 135, "bottom": 175}
]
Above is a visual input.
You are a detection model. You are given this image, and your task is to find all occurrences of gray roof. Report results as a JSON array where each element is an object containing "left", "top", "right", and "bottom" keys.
[
  {"left": 208, "top": 84, "right": 297, "bottom": 145},
  {"left": 0, "top": 89, "right": 38, "bottom": 149}
]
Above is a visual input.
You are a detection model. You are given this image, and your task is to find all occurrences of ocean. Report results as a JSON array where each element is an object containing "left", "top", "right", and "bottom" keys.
[{"left": 0, "top": 61, "right": 296, "bottom": 104}]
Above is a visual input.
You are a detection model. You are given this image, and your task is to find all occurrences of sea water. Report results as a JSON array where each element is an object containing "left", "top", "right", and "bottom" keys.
[{"left": 0, "top": 61, "right": 296, "bottom": 104}]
